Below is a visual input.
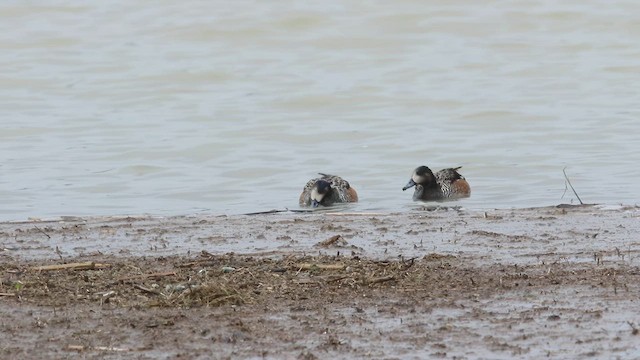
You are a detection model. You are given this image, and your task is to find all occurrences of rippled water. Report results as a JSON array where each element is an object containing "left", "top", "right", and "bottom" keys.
[{"left": 1, "top": 1, "right": 639, "bottom": 220}]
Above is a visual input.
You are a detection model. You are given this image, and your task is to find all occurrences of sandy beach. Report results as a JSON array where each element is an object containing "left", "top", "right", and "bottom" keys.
[{"left": 1, "top": 204, "right": 639, "bottom": 359}]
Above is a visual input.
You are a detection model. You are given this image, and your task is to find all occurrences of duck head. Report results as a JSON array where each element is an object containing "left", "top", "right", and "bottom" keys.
[
  {"left": 402, "top": 166, "right": 436, "bottom": 191},
  {"left": 310, "top": 179, "right": 332, "bottom": 207}
]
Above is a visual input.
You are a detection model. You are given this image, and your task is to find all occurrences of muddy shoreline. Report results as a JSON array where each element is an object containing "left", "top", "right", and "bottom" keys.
[{"left": 2, "top": 205, "right": 639, "bottom": 359}]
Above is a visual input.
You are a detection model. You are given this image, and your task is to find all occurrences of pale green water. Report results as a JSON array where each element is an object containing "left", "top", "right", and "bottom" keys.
[{"left": 1, "top": 1, "right": 639, "bottom": 220}]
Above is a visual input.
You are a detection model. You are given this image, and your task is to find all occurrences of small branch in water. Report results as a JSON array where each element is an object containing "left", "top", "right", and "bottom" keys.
[
  {"left": 242, "top": 209, "right": 289, "bottom": 215},
  {"left": 34, "top": 225, "right": 51, "bottom": 239},
  {"left": 562, "top": 167, "right": 584, "bottom": 205},
  {"left": 55, "top": 246, "right": 63, "bottom": 261},
  {"left": 326, "top": 212, "right": 386, "bottom": 216},
  {"left": 316, "top": 235, "right": 345, "bottom": 248}
]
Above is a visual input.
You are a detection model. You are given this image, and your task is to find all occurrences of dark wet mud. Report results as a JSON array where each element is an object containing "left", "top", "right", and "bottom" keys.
[{"left": 1, "top": 205, "right": 639, "bottom": 359}]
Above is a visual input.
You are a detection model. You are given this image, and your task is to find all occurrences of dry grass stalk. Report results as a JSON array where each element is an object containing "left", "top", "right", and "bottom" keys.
[
  {"left": 296, "top": 263, "right": 345, "bottom": 271},
  {"left": 32, "top": 262, "right": 110, "bottom": 271},
  {"left": 114, "top": 271, "right": 177, "bottom": 284}
]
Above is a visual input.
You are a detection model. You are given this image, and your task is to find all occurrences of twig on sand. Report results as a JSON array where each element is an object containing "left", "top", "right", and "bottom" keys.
[
  {"left": 296, "top": 263, "right": 345, "bottom": 271},
  {"left": 325, "top": 275, "right": 351, "bottom": 283},
  {"left": 178, "top": 260, "right": 216, "bottom": 268},
  {"left": 133, "top": 284, "right": 162, "bottom": 295},
  {"left": 0, "top": 292, "right": 16, "bottom": 297},
  {"left": 113, "top": 271, "right": 177, "bottom": 284},
  {"left": 208, "top": 293, "right": 245, "bottom": 307},
  {"left": 365, "top": 275, "right": 395, "bottom": 285},
  {"left": 67, "top": 345, "right": 130, "bottom": 352},
  {"left": 562, "top": 167, "right": 584, "bottom": 205},
  {"left": 401, "top": 257, "right": 416, "bottom": 270},
  {"left": 316, "top": 235, "right": 344, "bottom": 247},
  {"left": 239, "top": 250, "right": 289, "bottom": 257},
  {"left": 32, "top": 262, "right": 111, "bottom": 271}
]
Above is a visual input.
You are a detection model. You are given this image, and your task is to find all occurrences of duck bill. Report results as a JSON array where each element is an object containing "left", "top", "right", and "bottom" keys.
[
  {"left": 402, "top": 179, "right": 416, "bottom": 191},
  {"left": 311, "top": 199, "right": 320, "bottom": 207}
]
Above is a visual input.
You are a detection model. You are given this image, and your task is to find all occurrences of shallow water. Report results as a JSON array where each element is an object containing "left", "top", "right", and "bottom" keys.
[{"left": 1, "top": 1, "right": 639, "bottom": 220}]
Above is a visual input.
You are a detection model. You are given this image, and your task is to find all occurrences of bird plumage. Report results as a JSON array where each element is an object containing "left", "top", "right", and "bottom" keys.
[
  {"left": 300, "top": 173, "right": 358, "bottom": 207},
  {"left": 403, "top": 166, "right": 470, "bottom": 201}
]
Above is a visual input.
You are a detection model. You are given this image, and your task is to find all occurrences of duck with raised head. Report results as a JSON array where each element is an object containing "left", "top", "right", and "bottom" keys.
[
  {"left": 299, "top": 173, "right": 358, "bottom": 207},
  {"left": 402, "top": 166, "right": 470, "bottom": 201}
]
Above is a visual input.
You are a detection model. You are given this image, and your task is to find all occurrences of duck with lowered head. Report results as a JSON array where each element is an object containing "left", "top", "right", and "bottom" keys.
[{"left": 300, "top": 173, "right": 358, "bottom": 207}]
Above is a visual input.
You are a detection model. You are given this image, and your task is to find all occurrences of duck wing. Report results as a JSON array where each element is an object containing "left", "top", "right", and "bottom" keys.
[{"left": 434, "top": 167, "right": 465, "bottom": 184}]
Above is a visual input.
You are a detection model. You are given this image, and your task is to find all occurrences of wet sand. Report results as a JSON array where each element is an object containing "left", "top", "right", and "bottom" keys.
[{"left": 1, "top": 205, "right": 639, "bottom": 359}]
